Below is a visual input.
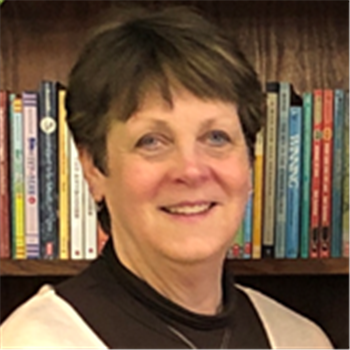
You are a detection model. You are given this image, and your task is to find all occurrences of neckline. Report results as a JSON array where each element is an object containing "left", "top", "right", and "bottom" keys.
[{"left": 101, "top": 239, "right": 237, "bottom": 330}]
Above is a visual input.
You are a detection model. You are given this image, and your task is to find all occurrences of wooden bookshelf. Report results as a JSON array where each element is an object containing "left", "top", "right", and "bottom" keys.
[{"left": 1, "top": 258, "right": 348, "bottom": 277}]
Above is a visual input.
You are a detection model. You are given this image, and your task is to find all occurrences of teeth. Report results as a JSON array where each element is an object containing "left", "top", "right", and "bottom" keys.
[{"left": 165, "top": 204, "right": 211, "bottom": 215}]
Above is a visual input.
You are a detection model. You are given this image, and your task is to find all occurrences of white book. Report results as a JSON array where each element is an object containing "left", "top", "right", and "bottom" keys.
[
  {"left": 83, "top": 180, "right": 97, "bottom": 260},
  {"left": 69, "top": 135, "right": 84, "bottom": 260}
]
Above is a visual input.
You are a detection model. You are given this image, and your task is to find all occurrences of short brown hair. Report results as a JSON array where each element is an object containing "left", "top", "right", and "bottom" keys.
[{"left": 65, "top": 5, "right": 265, "bottom": 235}]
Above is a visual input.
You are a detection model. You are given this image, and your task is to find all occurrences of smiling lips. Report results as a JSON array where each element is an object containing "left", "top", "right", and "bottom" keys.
[{"left": 161, "top": 202, "right": 216, "bottom": 215}]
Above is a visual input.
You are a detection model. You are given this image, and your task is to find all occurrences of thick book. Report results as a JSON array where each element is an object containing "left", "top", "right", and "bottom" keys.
[
  {"left": 23, "top": 91, "right": 40, "bottom": 259},
  {"left": 310, "top": 90, "right": 323, "bottom": 258},
  {"left": 342, "top": 91, "right": 349, "bottom": 257},
  {"left": 275, "top": 82, "right": 302, "bottom": 258},
  {"left": 38, "top": 81, "right": 59, "bottom": 259},
  {"left": 0, "top": 90, "right": 11, "bottom": 258},
  {"left": 319, "top": 89, "right": 334, "bottom": 258},
  {"left": 262, "top": 82, "right": 279, "bottom": 258},
  {"left": 300, "top": 92, "right": 313, "bottom": 259},
  {"left": 9, "top": 94, "right": 25, "bottom": 259},
  {"left": 286, "top": 105, "right": 302, "bottom": 258}
]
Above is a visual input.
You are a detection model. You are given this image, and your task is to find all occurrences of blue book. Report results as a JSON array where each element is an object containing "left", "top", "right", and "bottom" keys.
[
  {"left": 331, "top": 89, "right": 345, "bottom": 257},
  {"left": 300, "top": 92, "right": 313, "bottom": 258},
  {"left": 286, "top": 106, "right": 302, "bottom": 258},
  {"left": 243, "top": 192, "right": 253, "bottom": 259},
  {"left": 38, "top": 81, "right": 59, "bottom": 259}
]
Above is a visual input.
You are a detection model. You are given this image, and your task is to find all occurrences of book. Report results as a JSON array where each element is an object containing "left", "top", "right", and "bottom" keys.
[
  {"left": 310, "top": 89, "right": 323, "bottom": 258},
  {"left": 9, "top": 94, "right": 25, "bottom": 259},
  {"left": 262, "top": 82, "right": 279, "bottom": 258},
  {"left": 331, "top": 89, "right": 344, "bottom": 257},
  {"left": 286, "top": 105, "right": 302, "bottom": 258},
  {"left": 83, "top": 181, "right": 97, "bottom": 260},
  {"left": 319, "top": 89, "right": 334, "bottom": 258},
  {"left": 0, "top": 90, "right": 11, "bottom": 258},
  {"left": 243, "top": 191, "right": 253, "bottom": 259},
  {"left": 70, "top": 135, "right": 84, "bottom": 260},
  {"left": 342, "top": 91, "right": 349, "bottom": 257},
  {"left": 252, "top": 129, "right": 264, "bottom": 259},
  {"left": 58, "top": 88, "right": 70, "bottom": 259},
  {"left": 275, "top": 82, "right": 302, "bottom": 258},
  {"left": 22, "top": 91, "right": 40, "bottom": 259},
  {"left": 300, "top": 92, "right": 313, "bottom": 259},
  {"left": 38, "top": 81, "right": 59, "bottom": 259},
  {"left": 98, "top": 224, "right": 109, "bottom": 254}
]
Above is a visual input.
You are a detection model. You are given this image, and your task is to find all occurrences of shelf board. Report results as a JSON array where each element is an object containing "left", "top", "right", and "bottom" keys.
[{"left": 0, "top": 258, "right": 348, "bottom": 277}]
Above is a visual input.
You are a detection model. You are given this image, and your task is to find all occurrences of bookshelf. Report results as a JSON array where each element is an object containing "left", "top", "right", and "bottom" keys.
[
  {"left": 0, "top": 257, "right": 348, "bottom": 277},
  {"left": 0, "top": 0, "right": 349, "bottom": 348}
]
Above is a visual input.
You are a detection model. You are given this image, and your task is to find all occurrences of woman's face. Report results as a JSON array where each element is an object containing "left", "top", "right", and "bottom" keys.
[{"left": 89, "top": 90, "right": 251, "bottom": 266}]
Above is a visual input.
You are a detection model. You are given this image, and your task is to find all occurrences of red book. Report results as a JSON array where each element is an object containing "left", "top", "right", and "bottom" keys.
[
  {"left": 0, "top": 90, "right": 11, "bottom": 259},
  {"left": 310, "top": 90, "right": 323, "bottom": 258},
  {"left": 97, "top": 224, "right": 109, "bottom": 254},
  {"left": 319, "top": 89, "right": 333, "bottom": 258}
]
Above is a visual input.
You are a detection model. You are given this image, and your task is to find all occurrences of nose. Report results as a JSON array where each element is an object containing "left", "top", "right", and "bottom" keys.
[{"left": 170, "top": 146, "right": 211, "bottom": 186}]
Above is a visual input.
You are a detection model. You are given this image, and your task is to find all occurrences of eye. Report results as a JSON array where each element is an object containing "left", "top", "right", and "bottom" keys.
[
  {"left": 205, "top": 130, "right": 231, "bottom": 146},
  {"left": 136, "top": 134, "right": 165, "bottom": 151}
]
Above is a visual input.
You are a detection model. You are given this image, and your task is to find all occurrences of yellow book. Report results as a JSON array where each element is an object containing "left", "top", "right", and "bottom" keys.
[
  {"left": 11, "top": 96, "right": 26, "bottom": 259},
  {"left": 252, "top": 129, "right": 264, "bottom": 259},
  {"left": 58, "top": 89, "right": 70, "bottom": 259}
]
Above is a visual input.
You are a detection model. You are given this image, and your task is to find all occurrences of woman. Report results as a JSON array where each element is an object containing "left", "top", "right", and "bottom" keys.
[{"left": 1, "top": 5, "right": 332, "bottom": 349}]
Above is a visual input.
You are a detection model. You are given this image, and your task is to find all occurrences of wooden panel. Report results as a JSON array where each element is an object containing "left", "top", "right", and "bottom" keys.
[
  {"left": 1, "top": 258, "right": 348, "bottom": 276},
  {"left": 1, "top": 1, "right": 348, "bottom": 93}
]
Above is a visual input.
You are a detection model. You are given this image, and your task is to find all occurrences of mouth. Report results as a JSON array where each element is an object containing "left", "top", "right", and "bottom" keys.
[{"left": 160, "top": 202, "right": 217, "bottom": 216}]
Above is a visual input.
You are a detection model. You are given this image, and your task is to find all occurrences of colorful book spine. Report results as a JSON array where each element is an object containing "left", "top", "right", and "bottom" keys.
[
  {"left": 9, "top": 94, "right": 26, "bottom": 259},
  {"left": 232, "top": 223, "right": 244, "bottom": 258},
  {"left": 39, "top": 81, "right": 59, "bottom": 259},
  {"left": 23, "top": 91, "right": 40, "bottom": 259},
  {"left": 83, "top": 181, "right": 97, "bottom": 260},
  {"left": 70, "top": 136, "right": 84, "bottom": 260},
  {"left": 262, "top": 82, "right": 279, "bottom": 258},
  {"left": 274, "top": 82, "right": 291, "bottom": 258},
  {"left": 319, "top": 89, "right": 333, "bottom": 258},
  {"left": 98, "top": 224, "right": 109, "bottom": 254},
  {"left": 243, "top": 191, "right": 253, "bottom": 259},
  {"left": 310, "top": 89, "right": 323, "bottom": 258},
  {"left": 342, "top": 91, "right": 349, "bottom": 257},
  {"left": 300, "top": 92, "right": 313, "bottom": 258},
  {"left": 286, "top": 105, "right": 302, "bottom": 258},
  {"left": 331, "top": 89, "right": 344, "bottom": 257},
  {"left": 252, "top": 129, "right": 264, "bottom": 259},
  {"left": 0, "top": 90, "right": 11, "bottom": 258},
  {"left": 58, "top": 88, "right": 70, "bottom": 259}
]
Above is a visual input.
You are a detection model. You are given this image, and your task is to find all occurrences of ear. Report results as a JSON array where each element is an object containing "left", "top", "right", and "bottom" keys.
[{"left": 78, "top": 147, "right": 106, "bottom": 202}]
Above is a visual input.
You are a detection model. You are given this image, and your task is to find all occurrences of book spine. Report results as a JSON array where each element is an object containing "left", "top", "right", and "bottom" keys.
[
  {"left": 10, "top": 94, "right": 26, "bottom": 259},
  {"left": 0, "top": 90, "right": 11, "bottom": 258},
  {"left": 300, "top": 92, "right": 313, "bottom": 258},
  {"left": 275, "top": 82, "right": 291, "bottom": 258},
  {"left": 252, "top": 129, "right": 264, "bottom": 259},
  {"left": 262, "top": 82, "right": 279, "bottom": 258},
  {"left": 286, "top": 106, "right": 302, "bottom": 258},
  {"left": 58, "top": 89, "right": 70, "bottom": 259},
  {"left": 98, "top": 224, "right": 109, "bottom": 254},
  {"left": 23, "top": 91, "right": 40, "bottom": 259},
  {"left": 342, "top": 91, "right": 349, "bottom": 257},
  {"left": 83, "top": 181, "right": 97, "bottom": 260},
  {"left": 319, "top": 89, "right": 333, "bottom": 258},
  {"left": 243, "top": 191, "right": 253, "bottom": 259},
  {"left": 70, "top": 136, "right": 84, "bottom": 260},
  {"left": 310, "top": 89, "right": 323, "bottom": 258},
  {"left": 331, "top": 89, "right": 344, "bottom": 257},
  {"left": 232, "top": 223, "right": 244, "bottom": 258},
  {"left": 39, "top": 81, "right": 59, "bottom": 259}
]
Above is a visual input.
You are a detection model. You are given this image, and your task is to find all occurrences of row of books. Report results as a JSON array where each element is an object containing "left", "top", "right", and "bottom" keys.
[
  {"left": 227, "top": 83, "right": 349, "bottom": 259},
  {"left": 0, "top": 81, "right": 348, "bottom": 260},
  {"left": 0, "top": 82, "right": 109, "bottom": 260}
]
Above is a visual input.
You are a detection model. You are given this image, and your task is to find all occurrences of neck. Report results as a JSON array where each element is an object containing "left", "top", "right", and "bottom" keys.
[{"left": 114, "top": 241, "right": 225, "bottom": 315}]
